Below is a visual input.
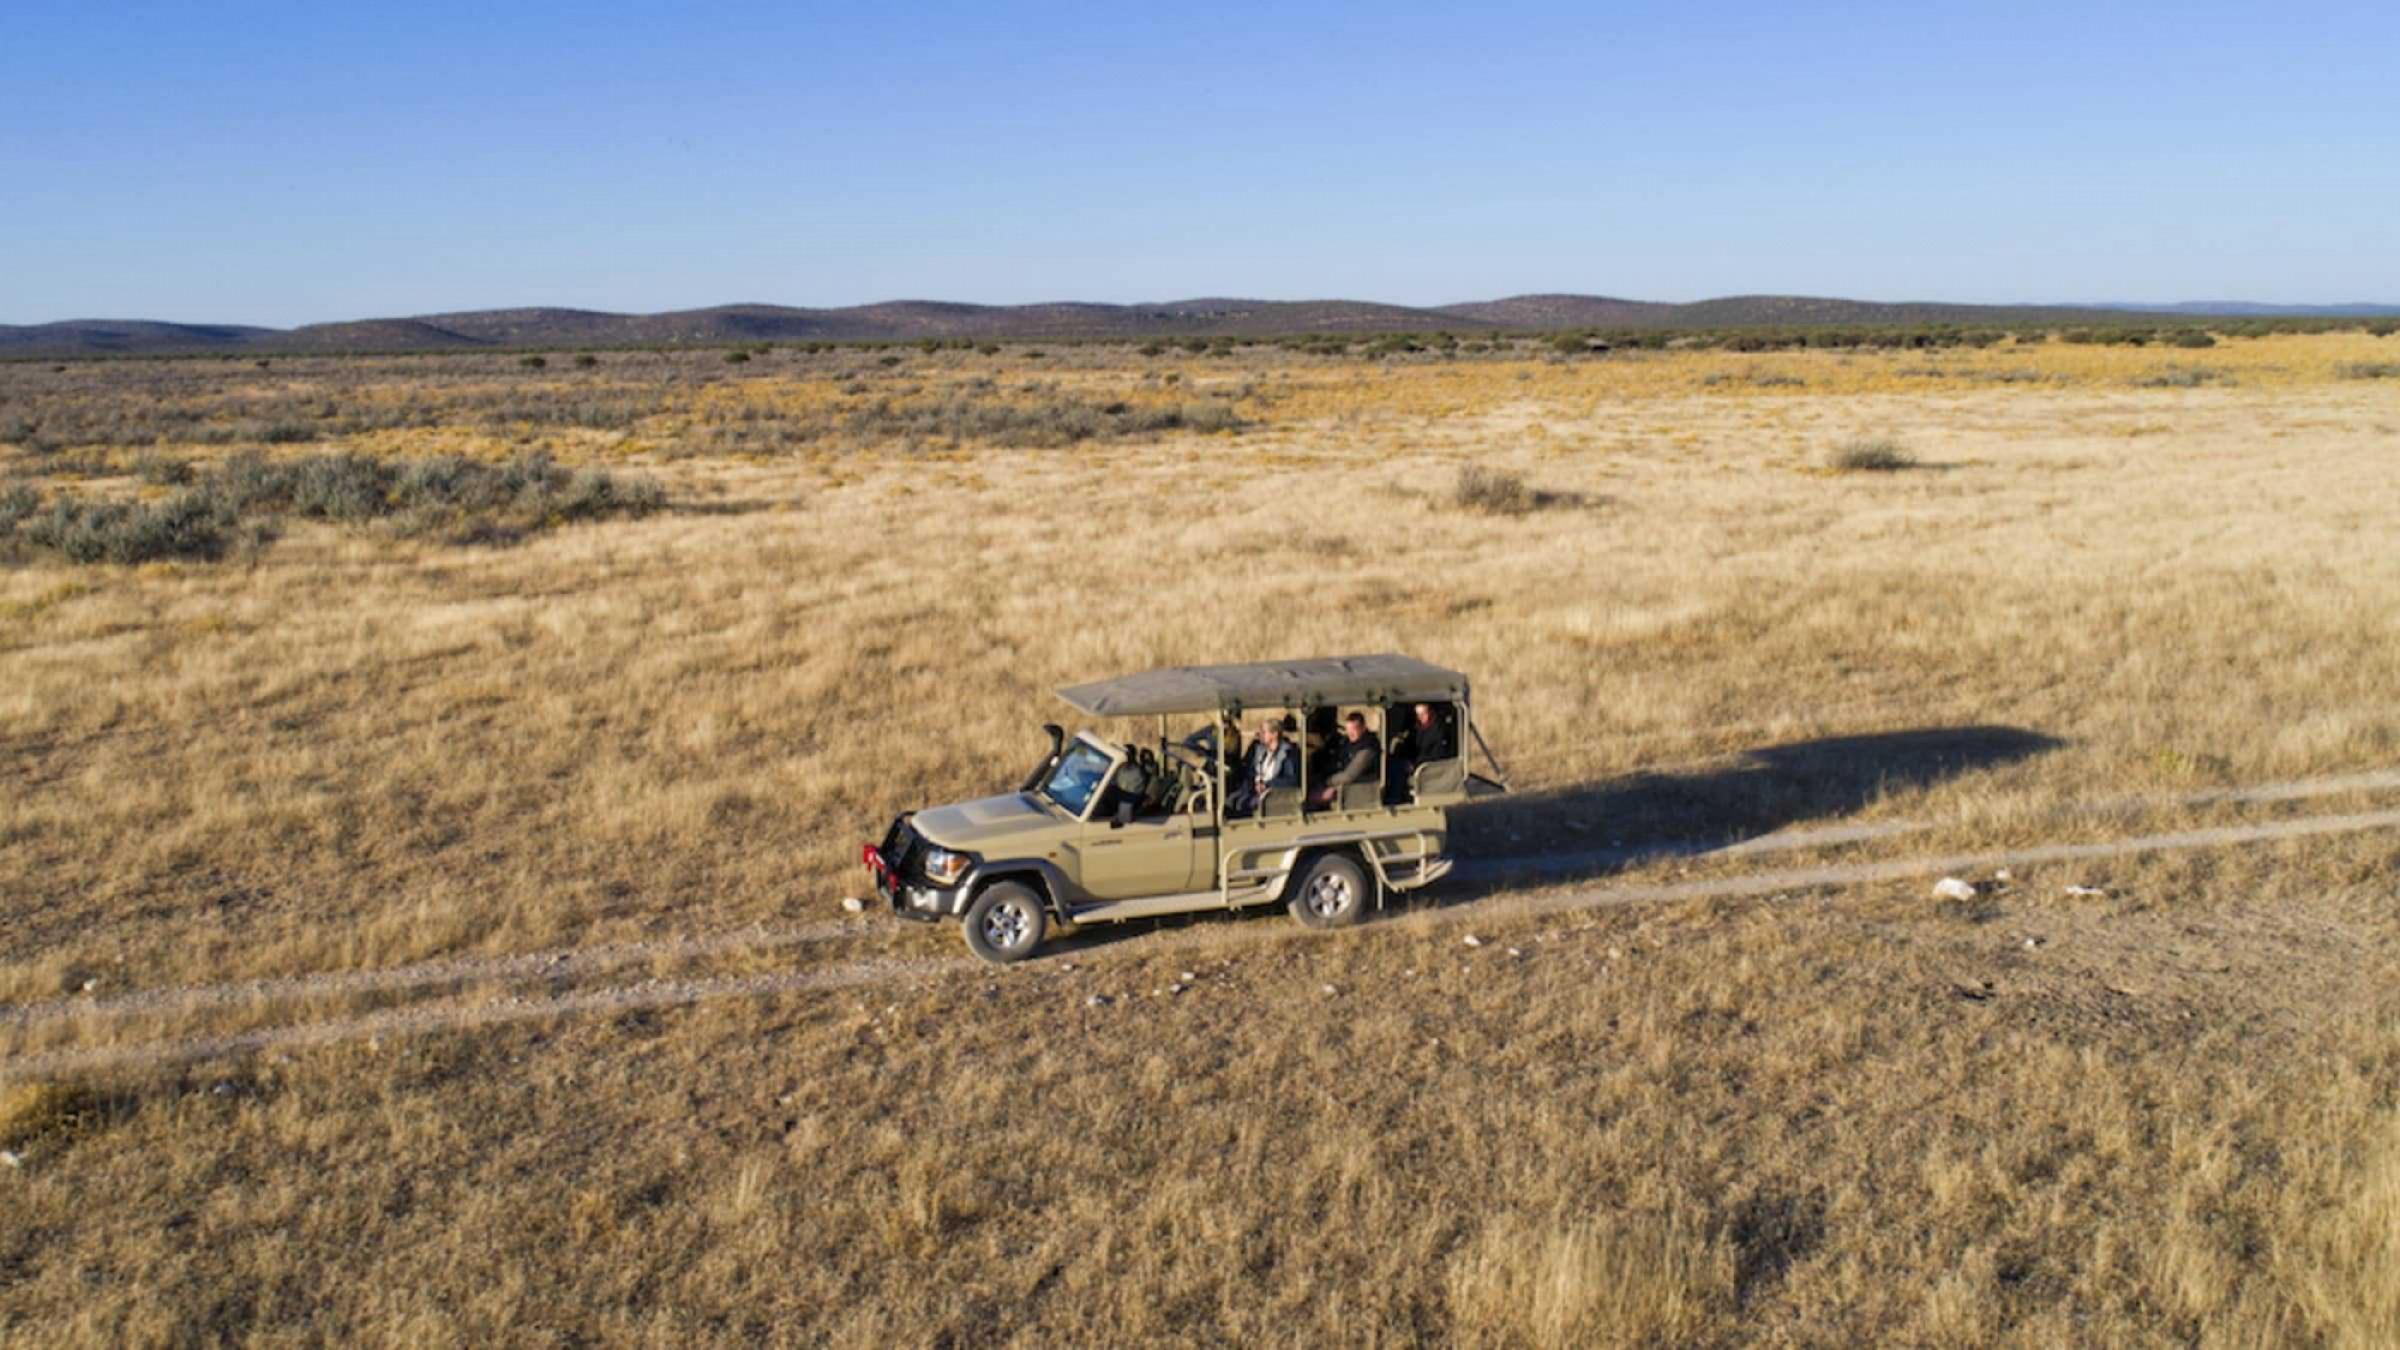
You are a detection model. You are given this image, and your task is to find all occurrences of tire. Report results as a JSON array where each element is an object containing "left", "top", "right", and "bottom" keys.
[
  {"left": 962, "top": 881, "right": 1048, "bottom": 964},
  {"left": 1288, "top": 852, "right": 1370, "bottom": 930}
]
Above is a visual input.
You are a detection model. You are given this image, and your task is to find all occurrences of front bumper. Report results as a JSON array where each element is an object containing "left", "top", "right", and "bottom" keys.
[{"left": 863, "top": 819, "right": 970, "bottom": 922}]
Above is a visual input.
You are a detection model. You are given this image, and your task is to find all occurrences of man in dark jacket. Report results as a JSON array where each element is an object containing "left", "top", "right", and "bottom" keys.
[
  {"left": 1386, "top": 702, "right": 1453, "bottom": 802},
  {"left": 1309, "top": 712, "right": 1381, "bottom": 807},
  {"left": 1411, "top": 703, "right": 1453, "bottom": 763}
]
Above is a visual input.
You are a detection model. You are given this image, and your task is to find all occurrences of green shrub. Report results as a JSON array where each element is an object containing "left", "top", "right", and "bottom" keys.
[
  {"left": 0, "top": 484, "right": 39, "bottom": 533},
  {"left": 1826, "top": 439, "right": 1916, "bottom": 472},
  {"left": 978, "top": 344, "right": 1000, "bottom": 356},
  {"left": 2167, "top": 331, "right": 2217, "bottom": 349},
  {"left": 1452, "top": 466, "right": 1589, "bottom": 515},
  {"left": 725, "top": 350, "right": 751, "bottom": 364},
  {"left": 2366, "top": 322, "right": 2397, "bottom": 338},
  {"left": 556, "top": 468, "right": 667, "bottom": 520},
  {"left": 1454, "top": 465, "right": 1533, "bottom": 514},
  {"left": 134, "top": 452, "right": 194, "bottom": 486},
  {"left": 16, "top": 450, "right": 675, "bottom": 564},
  {"left": 239, "top": 420, "right": 314, "bottom": 445},
  {"left": 2336, "top": 361, "right": 2400, "bottom": 380},
  {"left": 876, "top": 355, "right": 903, "bottom": 368},
  {"left": 2133, "top": 365, "right": 2228, "bottom": 388},
  {"left": 574, "top": 353, "right": 599, "bottom": 368},
  {"left": 287, "top": 453, "right": 394, "bottom": 521},
  {"left": 519, "top": 355, "right": 548, "bottom": 370}
]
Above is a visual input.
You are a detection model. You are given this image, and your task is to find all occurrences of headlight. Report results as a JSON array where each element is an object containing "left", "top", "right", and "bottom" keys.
[{"left": 922, "top": 847, "right": 970, "bottom": 886}]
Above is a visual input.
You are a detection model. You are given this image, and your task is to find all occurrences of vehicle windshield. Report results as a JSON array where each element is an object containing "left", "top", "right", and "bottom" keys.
[{"left": 1038, "top": 740, "right": 1115, "bottom": 818}]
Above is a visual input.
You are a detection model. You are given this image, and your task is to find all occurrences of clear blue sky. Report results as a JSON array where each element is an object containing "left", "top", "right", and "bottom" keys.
[{"left": 4, "top": 1, "right": 2392, "bottom": 326}]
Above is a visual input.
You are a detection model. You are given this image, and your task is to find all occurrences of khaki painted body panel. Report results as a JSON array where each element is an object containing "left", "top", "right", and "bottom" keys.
[{"left": 909, "top": 732, "right": 1464, "bottom": 924}]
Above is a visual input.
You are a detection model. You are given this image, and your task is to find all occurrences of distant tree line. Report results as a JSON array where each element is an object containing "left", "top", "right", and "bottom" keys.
[{"left": 10, "top": 315, "right": 2394, "bottom": 367}]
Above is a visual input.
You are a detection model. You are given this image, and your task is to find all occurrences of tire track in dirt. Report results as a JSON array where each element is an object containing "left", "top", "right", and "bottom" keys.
[
  {"left": 11, "top": 804, "right": 2398, "bottom": 1080},
  {"left": 1466, "top": 765, "right": 2400, "bottom": 881},
  {"left": 8, "top": 766, "right": 2397, "bottom": 1033},
  {"left": 1, "top": 957, "right": 958, "bottom": 1081},
  {"left": 0, "top": 922, "right": 856, "bottom": 1029}
]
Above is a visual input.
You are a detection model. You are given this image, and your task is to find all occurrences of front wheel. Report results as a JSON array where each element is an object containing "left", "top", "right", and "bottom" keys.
[
  {"left": 962, "top": 882, "right": 1048, "bottom": 964},
  {"left": 1288, "top": 853, "right": 1370, "bottom": 930}
]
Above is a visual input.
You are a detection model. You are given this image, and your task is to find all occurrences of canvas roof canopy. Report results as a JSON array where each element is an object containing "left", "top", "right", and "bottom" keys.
[{"left": 1056, "top": 654, "right": 1469, "bottom": 718}]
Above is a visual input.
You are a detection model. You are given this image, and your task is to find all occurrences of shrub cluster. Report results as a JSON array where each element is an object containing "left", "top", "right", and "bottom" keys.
[
  {"left": 2335, "top": 361, "right": 2400, "bottom": 380},
  {"left": 210, "top": 449, "right": 663, "bottom": 528},
  {"left": 14, "top": 490, "right": 239, "bottom": 563},
  {"left": 4, "top": 451, "right": 664, "bottom": 566},
  {"left": 846, "top": 394, "right": 1241, "bottom": 448}
]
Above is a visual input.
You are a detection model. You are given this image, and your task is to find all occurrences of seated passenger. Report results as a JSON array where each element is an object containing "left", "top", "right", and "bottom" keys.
[
  {"left": 1308, "top": 712, "right": 1381, "bottom": 807},
  {"left": 1410, "top": 702, "right": 1454, "bottom": 763},
  {"left": 1226, "top": 717, "right": 1298, "bottom": 818},
  {"left": 1386, "top": 702, "right": 1454, "bottom": 803},
  {"left": 1303, "top": 707, "right": 1339, "bottom": 783},
  {"left": 1182, "top": 714, "right": 1242, "bottom": 771}
]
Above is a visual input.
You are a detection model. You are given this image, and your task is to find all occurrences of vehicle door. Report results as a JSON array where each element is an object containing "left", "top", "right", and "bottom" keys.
[
  {"left": 1181, "top": 793, "right": 1219, "bottom": 893},
  {"left": 1073, "top": 814, "right": 1199, "bottom": 899}
]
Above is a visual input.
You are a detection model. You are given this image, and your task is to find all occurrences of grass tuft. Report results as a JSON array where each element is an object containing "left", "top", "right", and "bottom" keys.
[
  {"left": 2134, "top": 365, "right": 2230, "bottom": 388},
  {"left": 1826, "top": 438, "right": 1917, "bottom": 472},
  {"left": 1447, "top": 1209, "right": 1730, "bottom": 1346},
  {"left": 0, "top": 1081, "right": 101, "bottom": 1151},
  {"left": 1453, "top": 465, "right": 1586, "bottom": 515}
]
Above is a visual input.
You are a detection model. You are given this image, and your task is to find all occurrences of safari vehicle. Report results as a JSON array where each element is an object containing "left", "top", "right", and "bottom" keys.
[{"left": 863, "top": 655, "right": 1507, "bottom": 963}]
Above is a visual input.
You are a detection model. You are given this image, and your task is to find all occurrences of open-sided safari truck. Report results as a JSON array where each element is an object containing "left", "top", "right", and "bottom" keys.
[{"left": 864, "top": 654, "right": 1507, "bottom": 963}]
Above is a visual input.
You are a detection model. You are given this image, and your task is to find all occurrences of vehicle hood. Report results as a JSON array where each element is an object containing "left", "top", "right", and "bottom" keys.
[{"left": 910, "top": 792, "right": 1070, "bottom": 851}]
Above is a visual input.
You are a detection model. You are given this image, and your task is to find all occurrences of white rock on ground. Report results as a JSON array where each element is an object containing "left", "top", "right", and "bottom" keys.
[
  {"left": 2063, "top": 885, "right": 2108, "bottom": 897},
  {"left": 1932, "top": 877, "right": 1979, "bottom": 902},
  {"left": 839, "top": 897, "right": 866, "bottom": 913},
  {"left": 0, "top": 1150, "right": 21, "bottom": 1168},
  {"left": 1462, "top": 935, "right": 1484, "bottom": 947}
]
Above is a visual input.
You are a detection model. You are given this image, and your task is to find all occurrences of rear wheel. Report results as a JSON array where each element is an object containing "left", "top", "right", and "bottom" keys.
[
  {"left": 1288, "top": 852, "right": 1369, "bottom": 930},
  {"left": 962, "top": 882, "right": 1047, "bottom": 964}
]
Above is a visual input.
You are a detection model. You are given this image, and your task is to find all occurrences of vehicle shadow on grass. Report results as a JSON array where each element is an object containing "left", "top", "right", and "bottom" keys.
[
  {"left": 1040, "top": 724, "right": 2062, "bottom": 958},
  {"left": 1431, "top": 723, "right": 2064, "bottom": 903}
]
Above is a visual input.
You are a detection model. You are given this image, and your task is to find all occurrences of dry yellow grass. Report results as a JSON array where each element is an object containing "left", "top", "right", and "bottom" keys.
[{"left": 2, "top": 335, "right": 2398, "bottom": 1343}]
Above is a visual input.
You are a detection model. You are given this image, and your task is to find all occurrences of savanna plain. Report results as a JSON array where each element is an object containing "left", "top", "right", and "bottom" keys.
[{"left": 2, "top": 333, "right": 2398, "bottom": 1345}]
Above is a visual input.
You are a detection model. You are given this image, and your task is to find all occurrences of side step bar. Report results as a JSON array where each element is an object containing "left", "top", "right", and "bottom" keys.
[{"left": 1067, "top": 882, "right": 1276, "bottom": 925}]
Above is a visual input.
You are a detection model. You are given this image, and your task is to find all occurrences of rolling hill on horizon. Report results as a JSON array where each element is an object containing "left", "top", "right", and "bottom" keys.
[{"left": 5, "top": 294, "right": 2394, "bottom": 358}]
